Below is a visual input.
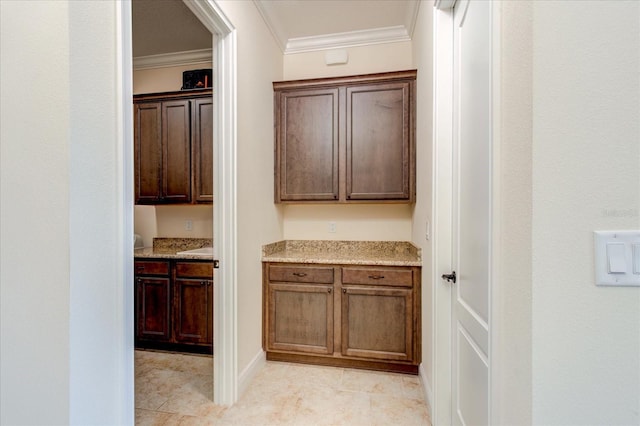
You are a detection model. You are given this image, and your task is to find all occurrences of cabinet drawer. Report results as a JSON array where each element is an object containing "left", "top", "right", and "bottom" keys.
[
  {"left": 342, "top": 267, "right": 413, "bottom": 288},
  {"left": 175, "top": 262, "right": 213, "bottom": 278},
  {"left": 135, "top": 260, "right": 170, "bottom": 276},
  {"left": 269, "top": 265, "right": 334, "bottom": 284}
]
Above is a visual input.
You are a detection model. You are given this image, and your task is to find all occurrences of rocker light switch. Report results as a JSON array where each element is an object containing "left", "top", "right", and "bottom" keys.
[
  {"left": 606, "top": 243, "right": 626, "bottom": 273},
  {"left": 633, "top": 244, "right": 640, "bottom": 275},
  {"left": 594, "top": 231, "right": 640, "bottom": 286}
]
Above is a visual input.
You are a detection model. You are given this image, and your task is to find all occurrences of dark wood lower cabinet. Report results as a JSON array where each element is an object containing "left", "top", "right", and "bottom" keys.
[
  {"left": 136, "top": 277, "right": 171, "bottom": 341},
  {"left": 267, "top": 282, "right": 334, "bottom": 355},
  {"left": 135, "top": 259, "right": 213, "bottom": 354},
  {"left": 263, "top": 262, "right": 420, "bottom": 374}
]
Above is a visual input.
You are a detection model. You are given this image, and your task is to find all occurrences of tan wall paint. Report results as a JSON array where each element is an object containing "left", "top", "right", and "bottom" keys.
[
  {"left": 281, "top": 42, "right": 414, "bottom": 242},
  {"left": 133, "top": 62, "right": 212, "bottom": 94},
  {"left": 409, "top": 1, "right": 434, "bottom": 406},
  {"left": 216, "top": 0, "right": 285, "bottom": 374}
]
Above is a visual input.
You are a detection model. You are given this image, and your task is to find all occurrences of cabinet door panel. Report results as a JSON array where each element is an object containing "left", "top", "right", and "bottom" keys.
[
  {"left": 341, "top": 287, "right": 412, "bottom": 361},
  {"left": 346, "top": 82, "right": 411, "bottom": 200},
  {"left": 162, "top": 100, "right": 191, "bottom": 202},
  {"left": 174, "top": 278, "right": 212, "bottom": 344},
  {"left": 136, "top": 277, "right": 171, "bottom": 341},
  {"left": 135, "top": 103, "right": 162, "bottom": 203},
  {"left": 268, "top": 283, "right": 333, "bottom": 354},
  {"left": 193, "top": 98, "right": 213, "bottom": 203},
  {"left": 278, "top": 89, "right": 339, "bottom": 201}
]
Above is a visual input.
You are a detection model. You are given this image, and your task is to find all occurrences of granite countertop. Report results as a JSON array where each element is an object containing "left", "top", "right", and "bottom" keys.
[
  {"left": 262, "top": 240, "right": 421, "bottom": 266},
  {"left": 134, "top": 237, "right": 213, "bottom": 260}
]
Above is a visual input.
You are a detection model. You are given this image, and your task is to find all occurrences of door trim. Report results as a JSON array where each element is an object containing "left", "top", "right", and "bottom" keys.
[
  {"left": 432, "top": 0, "right": 502, "bottom": 424},
  {"left": 182, "top": 0, "right": 238, "bottom": 406}
]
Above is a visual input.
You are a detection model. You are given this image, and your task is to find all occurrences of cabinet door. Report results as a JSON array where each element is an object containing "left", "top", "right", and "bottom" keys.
[
  {"left": 162, "top": 100, "right": 191, "bottom": 203},
  {"left": 192, "top": 98, "right": 213, "bottom": 203},
  {"left": 276, "top": 88, "right": 339, "bottom": 201},
  {"left": 346, "top": 81, "right": 413, "bottom": 201},
  {"left": 341, "top": 286, "right": 413, "bottom": 361},
  {"left": 136, "top": 277, "right": 171, "bottom": 341},
  {"left": 173, "top": 278, "right": 212, "bottom": 344},
  {"left": 267, "top": 283, "right": 334, "bottom": 355},
  {"left": 135, "top": 102, "right": 163, "bottom": 203}
]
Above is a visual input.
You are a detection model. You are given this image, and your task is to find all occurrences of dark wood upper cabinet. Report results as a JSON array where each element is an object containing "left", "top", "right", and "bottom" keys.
[
  {"left": 192, "top": 98, "right": 214, "bottom": 203},
  {"left": 134, "top": 89, "right": 212, "bottom": 205},
  {"left": 277, "top": 88, "right": 339, "bottom": 201},
  {"left": 162, "top": 99, "right": 191, "bottom": 203},
  {"left": 273, "top": 70, "right": 416, "bottom": 203}
]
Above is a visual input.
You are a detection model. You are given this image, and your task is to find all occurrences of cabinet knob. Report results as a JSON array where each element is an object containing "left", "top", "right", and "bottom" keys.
[
  {"left": 343, "top": 289, "right": 347, "bottom": 294},
  {"left": 328, "top": 288, "right": 332, "bottom": 294}
]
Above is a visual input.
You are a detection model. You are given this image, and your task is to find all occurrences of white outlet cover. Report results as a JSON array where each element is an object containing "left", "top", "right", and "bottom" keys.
[{"left": 593, "top": 230, "right": 640, "bottom": 286}]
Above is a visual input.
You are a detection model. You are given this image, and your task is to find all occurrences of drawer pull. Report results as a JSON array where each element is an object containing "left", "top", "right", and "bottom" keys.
[
  {"left": 292, "top": 272, "right": 307, "bottom": 277},
  {"left": 369, "top": 275, "right": 385, "bottom": 280}
]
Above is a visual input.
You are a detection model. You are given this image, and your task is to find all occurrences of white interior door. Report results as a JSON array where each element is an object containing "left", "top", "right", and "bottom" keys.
[{"left": 451, "top": 0, "right": 492, "bottom": 424}]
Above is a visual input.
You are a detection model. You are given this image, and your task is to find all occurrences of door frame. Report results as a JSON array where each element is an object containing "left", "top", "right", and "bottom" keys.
[
  {"left": 432, "top": 0, "right": 502, "bottom": 423},
  {"left": 119, "top": 0, "right": 239, "bottom": 409},
  {"left": 182, "top": 0, "right": 238, "bottom": 406}
]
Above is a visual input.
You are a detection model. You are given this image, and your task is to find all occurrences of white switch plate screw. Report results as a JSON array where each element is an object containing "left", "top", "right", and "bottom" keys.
[
  {"left": 328, "top": 222, "right": 336, "bottom": 233},
  {"left": 185, "top": 220, "right": 193, "bottom": 231}
]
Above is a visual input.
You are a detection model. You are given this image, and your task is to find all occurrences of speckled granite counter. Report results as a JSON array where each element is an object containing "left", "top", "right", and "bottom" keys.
[
  {"left": 262, "top": 240, "right": 421, "bottom": 266},
  {"left": 134, "top": 238, "right": 213, "bottom": 260}
]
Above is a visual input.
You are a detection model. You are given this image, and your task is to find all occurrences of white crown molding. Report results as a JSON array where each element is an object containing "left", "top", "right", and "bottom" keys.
[
  {"left": 252, "top": 0, "right": 287, "bottom": 53},
  {"left": 406, "top": 0, "right": 421, "bottom": 38},
  {"left": 133, "top": 48, "right": 212, "bottom": 70},
  {"left": 285, "top": 25, "right": 411, "bottom": 54}
]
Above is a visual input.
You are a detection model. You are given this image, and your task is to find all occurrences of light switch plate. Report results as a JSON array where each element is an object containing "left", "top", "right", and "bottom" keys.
[{"left": 594, "top": 230, "right": 640, "bottom": 286}]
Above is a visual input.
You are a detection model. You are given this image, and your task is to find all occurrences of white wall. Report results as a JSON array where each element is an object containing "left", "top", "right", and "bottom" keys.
[
  {"left": 1, "top": 2, "right": 71, "bottom": 423},
  {"left": 495, "top": 1, "right": 533, "bottom": 424},
  {"left": 409, "top": 0, "right": 434, "bottom": 408},
  {"left": 281, "top": 42, "right": 415, "bottom": 242},
  {"left": 1, "top": 1, "right": 130, "bottom": 424},
  {"left": 529, "top": 1, "right": 639, "bottom": 424},
  {"left": 216, "top": 0, "right": 285, "bottom": 374}
]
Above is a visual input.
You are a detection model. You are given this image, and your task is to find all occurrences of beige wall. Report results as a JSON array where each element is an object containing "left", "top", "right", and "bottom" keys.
[
  {"left": 529, "top": 1, "right": 639, "bottom": 423},
  {"left": 495, "top": 1, "right": 533, "bottom": 424},
  {"left": 216, "top": 0, "right": 285, "bottom": 374},
  {"left": 409, "top": 0, "right": 434, "bottom": 406},
  {"left": 1, "top": 1, "right": 129, "bottom": 423},
  {"left": 281, "top": 41, "right": 414, "bottom": 242},
  {"left": 1, "top": 2, "right": 71, "bottom": 423},
  {"left": 283, "top": 41, "right": 413, "bottom": 80},
  {"left": 133, "top": 62, "right": 212, "bottom": 94}
]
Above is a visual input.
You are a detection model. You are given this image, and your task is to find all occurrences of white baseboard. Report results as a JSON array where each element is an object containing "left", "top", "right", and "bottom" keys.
[
  {"left": 419, "top": 363, "right": 434, "bottom": 414},
  {"left": 238, "top": 349, "right": 266, "bottom": 398}
]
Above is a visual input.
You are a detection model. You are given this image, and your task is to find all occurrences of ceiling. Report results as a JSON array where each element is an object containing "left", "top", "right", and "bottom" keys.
[{"left": 132, "top": 0, "right": 419, "bottom": 60}]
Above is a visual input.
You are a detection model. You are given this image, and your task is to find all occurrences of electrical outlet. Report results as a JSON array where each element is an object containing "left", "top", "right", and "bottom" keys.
[
  {"left": 328, "top": 221, "right": 337, "bottom": 233},
  {"left": 185, "top": 220, "right": 193, "bottom": 231}
]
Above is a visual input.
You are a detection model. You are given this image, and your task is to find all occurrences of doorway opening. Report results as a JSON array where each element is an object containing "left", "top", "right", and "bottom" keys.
[{"left": 125, "top": 0, "right": 238, "bottom": 419}]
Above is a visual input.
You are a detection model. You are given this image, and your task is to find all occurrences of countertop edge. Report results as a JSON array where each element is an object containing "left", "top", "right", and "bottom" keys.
[{"left": 261, "top": 256, "right": 422, "bottom": 267}]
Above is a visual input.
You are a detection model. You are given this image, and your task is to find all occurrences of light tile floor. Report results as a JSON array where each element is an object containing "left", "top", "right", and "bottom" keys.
[{"left": 135, "top": 350, "right": 431, "bottom": 425}]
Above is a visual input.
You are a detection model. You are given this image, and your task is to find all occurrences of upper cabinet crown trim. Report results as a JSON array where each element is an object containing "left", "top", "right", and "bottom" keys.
[{"left": 273, "top": 70, "right": 417, "bottom": 91}]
